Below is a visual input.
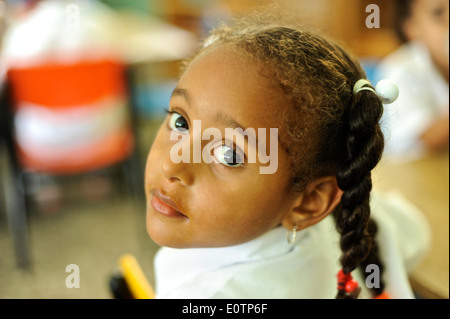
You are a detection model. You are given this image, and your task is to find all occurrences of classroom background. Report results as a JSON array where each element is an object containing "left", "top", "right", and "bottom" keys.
[{"left": 0, "top": 0, "right": 448, "bottom": 299}]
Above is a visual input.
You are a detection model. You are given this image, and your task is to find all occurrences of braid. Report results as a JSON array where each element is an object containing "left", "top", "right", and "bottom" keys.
[
  {"left": 334, "top": 87, "right": 385, "bottom": 298},
  {"left": 359, "top": 218, "right": 386, "bottom": 297}
]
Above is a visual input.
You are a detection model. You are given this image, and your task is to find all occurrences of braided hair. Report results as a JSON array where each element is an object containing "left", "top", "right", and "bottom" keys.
[{"left": 185, "top": 14, "right": 387, "bottom": 299}]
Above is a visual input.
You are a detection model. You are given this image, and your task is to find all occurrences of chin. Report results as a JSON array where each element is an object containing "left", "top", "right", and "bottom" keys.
[{"left": 145, "top": 222, "right": 188, "bottom": 248}]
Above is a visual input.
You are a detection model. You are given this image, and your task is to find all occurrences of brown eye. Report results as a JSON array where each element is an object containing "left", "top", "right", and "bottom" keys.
[
  {"left": 212, "top": 143, "right": 244, "bottom": 167},
  {"left": 168, "top": 113, "right": 189, "bottom": 133},
  {"left": 431, "top": 6, "right": 445, "bottom": 20}
]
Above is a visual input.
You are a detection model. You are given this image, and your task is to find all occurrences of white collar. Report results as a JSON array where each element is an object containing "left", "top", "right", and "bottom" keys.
[{"left": 154, "top": 226, "right": 307, "bottom": 297}]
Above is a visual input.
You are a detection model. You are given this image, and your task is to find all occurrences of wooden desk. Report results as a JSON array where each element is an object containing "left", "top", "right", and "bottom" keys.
[{"left": 373, "top": 152, "right": 449, "bottom": 299}]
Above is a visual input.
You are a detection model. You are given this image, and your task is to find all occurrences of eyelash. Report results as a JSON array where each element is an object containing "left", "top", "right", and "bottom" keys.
[
  {"left": 165, "top": 108, "right": 189, "bottom": 131},
  {"left": 164, "top": 108, "right": 246, "bottom": 170}
]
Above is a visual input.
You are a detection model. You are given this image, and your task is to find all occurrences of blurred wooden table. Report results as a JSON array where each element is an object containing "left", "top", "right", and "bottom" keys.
[{"left": 373, "top": 152, "right": 449, "bottom": 299}]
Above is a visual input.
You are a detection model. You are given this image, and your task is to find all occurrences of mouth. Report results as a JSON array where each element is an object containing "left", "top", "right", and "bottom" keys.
[{"left": 150, "top": 189, "right": 187, "bottom": 219}]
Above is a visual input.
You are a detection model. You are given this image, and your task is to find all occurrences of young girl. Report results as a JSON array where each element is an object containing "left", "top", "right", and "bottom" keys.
[{"left": 144, "top": 14, "right": 426, "bottom": 299}]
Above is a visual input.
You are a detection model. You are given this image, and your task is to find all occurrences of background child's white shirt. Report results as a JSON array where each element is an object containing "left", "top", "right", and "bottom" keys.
[
  {"left": 153, "top": 191, "right": 429, "bottom": 299},
  {"left": 376, "top": 42, "right": 449, "bottom": 162}
]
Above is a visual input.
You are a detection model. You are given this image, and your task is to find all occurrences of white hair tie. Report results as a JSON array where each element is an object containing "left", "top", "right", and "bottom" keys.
[{"left": 353, "top": 79, "right": 399, "bottom": 104}]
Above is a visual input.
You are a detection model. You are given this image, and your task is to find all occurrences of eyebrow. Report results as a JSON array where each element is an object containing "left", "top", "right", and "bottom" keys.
[
  {"left": 171, "top": 87, "right": 191, "bottom": 106},
  {"left": 170, "top": 86, "right": 257, "bottom": 146},
  {"left": 172, "top": 87, "right": 245, "bottom": 127}
]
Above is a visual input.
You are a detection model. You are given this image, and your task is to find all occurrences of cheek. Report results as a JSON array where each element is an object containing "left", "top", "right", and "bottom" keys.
[
  {"left": 425, "top": 29, "right": 449, "bottom": 65},
  {"left": 420, "top": 19, "right": 447, "bottom": 40},
  {"left": 195, "top": 176, "right": 291, "bottom": 243}
]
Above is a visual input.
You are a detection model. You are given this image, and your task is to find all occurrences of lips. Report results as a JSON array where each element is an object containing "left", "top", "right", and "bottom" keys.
[{"left": 150, "top": 189, "right": 186, "bottom": 218}]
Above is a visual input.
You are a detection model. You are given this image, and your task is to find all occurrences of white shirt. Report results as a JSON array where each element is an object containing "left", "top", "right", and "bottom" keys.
[
  {"left": 376, "top": 42, "right": 449, "bottom": 161},
  {"left": 153, "top": 191, "right": 430, "bottom": 299}
]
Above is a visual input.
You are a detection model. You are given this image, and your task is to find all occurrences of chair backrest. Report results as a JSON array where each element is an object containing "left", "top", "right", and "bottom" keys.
[{"left": 7, "top": 59, "right": 134, "bottom": 174}]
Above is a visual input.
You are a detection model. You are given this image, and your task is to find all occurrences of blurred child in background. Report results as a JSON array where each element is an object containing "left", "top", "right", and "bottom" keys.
[{"left": 377, "top": 0, "right": 449, "bottom": 160}]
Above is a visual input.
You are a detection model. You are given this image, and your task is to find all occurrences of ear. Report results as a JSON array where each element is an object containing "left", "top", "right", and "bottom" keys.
[{"left": 281, "top": 176, "right": 343, "bottom": 231}]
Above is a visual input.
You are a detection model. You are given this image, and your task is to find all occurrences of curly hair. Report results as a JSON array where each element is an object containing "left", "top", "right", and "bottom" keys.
[{"left": 181, "top": 13, "right": 387, "bottom": 299}]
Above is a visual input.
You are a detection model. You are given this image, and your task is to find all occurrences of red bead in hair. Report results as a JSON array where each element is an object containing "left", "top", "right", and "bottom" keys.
[
  {"left": 345, "top": 280, "right": 359, "bottom": 293},
  {"left": 337, "top": 269, "right": 359, "bottom": 293}
]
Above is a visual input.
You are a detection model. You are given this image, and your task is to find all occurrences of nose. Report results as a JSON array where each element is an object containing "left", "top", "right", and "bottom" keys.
[
  {"left": 160, "top": 139, "right": 195, "bottom": 186},
  {"left": 160, "top": 158, "right": 195, "bottom": 186}
]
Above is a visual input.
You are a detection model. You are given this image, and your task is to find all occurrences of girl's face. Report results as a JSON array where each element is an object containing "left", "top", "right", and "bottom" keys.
[
  {"left": 145, "top": 46, "right": 300, "bottom": 248},
  {"left": 406, "top": 0, "right": 449, "bottom": 78}
]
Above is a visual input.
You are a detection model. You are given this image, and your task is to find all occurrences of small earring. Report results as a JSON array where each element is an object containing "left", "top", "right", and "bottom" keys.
[{"left": 286, "top": 225, "right": 298, "bottom": 245}]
